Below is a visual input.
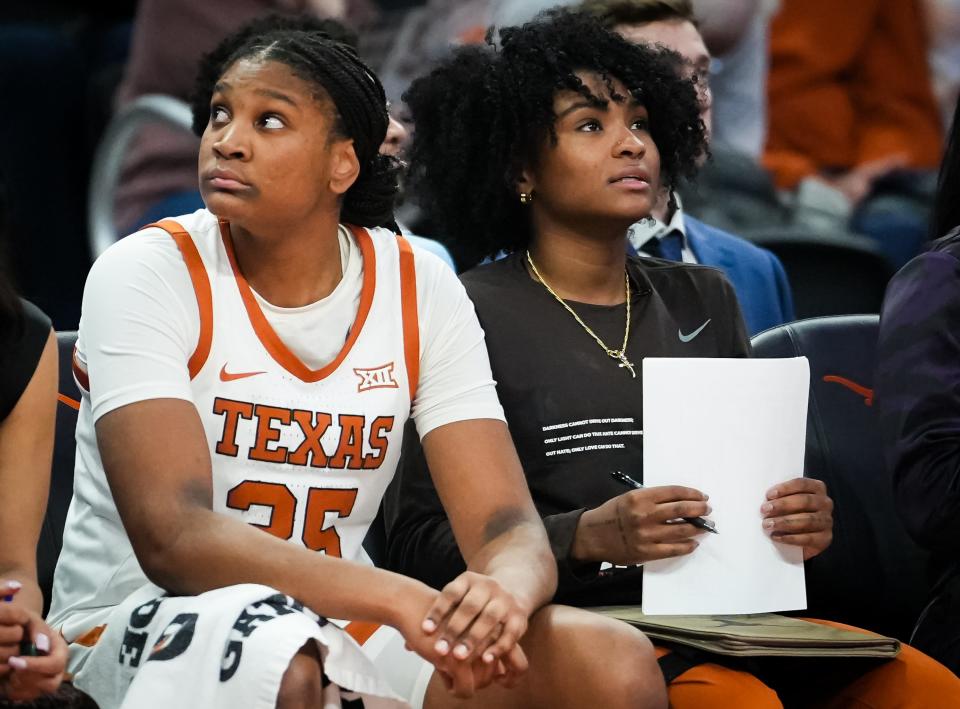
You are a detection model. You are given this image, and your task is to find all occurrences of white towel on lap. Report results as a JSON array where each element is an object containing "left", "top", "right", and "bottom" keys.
[{"left": 71, "top": 583, "right": 410, "bottom": 709}]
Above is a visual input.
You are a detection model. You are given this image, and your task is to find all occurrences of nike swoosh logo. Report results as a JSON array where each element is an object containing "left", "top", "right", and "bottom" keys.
[
  {"left": 678, "top": 319, "right": 711, "bottom": 343},
  {"left": 823, "top": 375, "right": 874, "bottom": 406},
  {"left": 219, "top": 364, "right": 266, "bottom": 382}
]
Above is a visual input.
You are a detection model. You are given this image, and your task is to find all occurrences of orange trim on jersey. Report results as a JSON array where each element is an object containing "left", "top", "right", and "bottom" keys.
[
  {"left": 396, "top": 236, "right": 420, "bottom": 402},
  {"left": 344, "top": 620, "right": 380, "bottom": 646},
  {"left": 218, "top": 221, "right": 377, "bottom": 383},
  {"left": 73, "top": 624, "right": 107, "bottom": 647},
  {"left": 145, "top": 219, "right": 214, "bottom": 379},
  {"left": 72, "top": 346, "right": 90, "bottom": 393},
  {"left": 58, "top": 393, "right": 80, "bottom": 410}
]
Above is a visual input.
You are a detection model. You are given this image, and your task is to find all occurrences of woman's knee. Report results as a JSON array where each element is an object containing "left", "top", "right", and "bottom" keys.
[
  {"left": 525, "top": 605, "right": 667, "bottom": 709},
  {"left": 276, "top": 641, "right": 324, "bottom": 709}
]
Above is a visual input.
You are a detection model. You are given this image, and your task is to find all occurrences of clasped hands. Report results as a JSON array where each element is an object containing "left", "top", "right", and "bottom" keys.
[
  {"left": 0, "top": 581, "right": 67, "bottom": 701},
  {"left": 573, "top": 477, "right": 833, "bottom": 565},
  {"left": 399, "top": 571, "right": 532, "bottom": 699}
]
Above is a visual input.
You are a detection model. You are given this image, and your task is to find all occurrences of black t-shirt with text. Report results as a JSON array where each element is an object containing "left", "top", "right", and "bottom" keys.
[{"left": 383, "top": 253, "right": 751, "bottom": 606}]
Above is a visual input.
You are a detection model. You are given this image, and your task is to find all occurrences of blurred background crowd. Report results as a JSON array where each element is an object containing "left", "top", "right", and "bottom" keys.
[{"left": 2, "top": 0, "right": 957, "bottom": 330}]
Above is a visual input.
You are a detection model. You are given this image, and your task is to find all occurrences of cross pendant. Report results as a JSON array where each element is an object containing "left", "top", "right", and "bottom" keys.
[{"left": 617, "top": 355, "right": 637, "bottom": 378}]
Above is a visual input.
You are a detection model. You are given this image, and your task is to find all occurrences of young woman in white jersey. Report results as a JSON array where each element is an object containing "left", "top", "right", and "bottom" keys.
[{"left": 47, "top": 19, "right": 666, "bottom": 709}]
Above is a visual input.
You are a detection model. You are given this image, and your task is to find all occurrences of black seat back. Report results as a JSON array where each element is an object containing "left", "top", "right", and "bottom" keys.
[
  {"left": 38, "top": 331, "right": 80, "bottom": 614},
  {"left": 752, "top": 316, "right": 928, "bottom": 640},
  {"left": 743, "top": 229, "right": 893, "bottom": 319}
]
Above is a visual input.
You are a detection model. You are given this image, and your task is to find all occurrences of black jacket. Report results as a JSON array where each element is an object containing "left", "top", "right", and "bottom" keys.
[{"left": 877, "top": 227, "right": 960, "bottom": 674}]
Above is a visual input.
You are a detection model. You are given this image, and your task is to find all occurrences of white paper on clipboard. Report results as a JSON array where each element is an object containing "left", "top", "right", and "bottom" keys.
[{"left": 641, "top": 357, "right": 810, "bottom": 615}]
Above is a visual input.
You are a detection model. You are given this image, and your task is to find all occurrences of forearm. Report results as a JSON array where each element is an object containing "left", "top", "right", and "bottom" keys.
[
  {"left": 464, "top": 516, "right": 557, "bottom": 613},
  {"left": 569, "top": 505, "right": 611, "bottom": 564},
  {"left": 422, "top": 418, "right": 557, "bottom": 611},
  {"left": 148, "top": 507, "right": 430, "bottom": 627}
]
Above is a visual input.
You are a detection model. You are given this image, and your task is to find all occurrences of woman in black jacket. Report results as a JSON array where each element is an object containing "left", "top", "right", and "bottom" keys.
[{"left": 877, "top": 94, "right": 960, "bottom": 675}]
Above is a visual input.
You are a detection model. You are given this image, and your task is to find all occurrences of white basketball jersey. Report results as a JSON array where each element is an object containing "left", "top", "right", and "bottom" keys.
[{"left": 49, "top": 211, "right": 420, "bottom": 642}]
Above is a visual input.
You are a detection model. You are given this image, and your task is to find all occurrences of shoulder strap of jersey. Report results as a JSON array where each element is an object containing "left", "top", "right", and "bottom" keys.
[
  {"left": 144, "top": 219, "right": 214, "bottom": 379},
  {"left": 396, "top": 235, "right": 420, "bottom": 402}
]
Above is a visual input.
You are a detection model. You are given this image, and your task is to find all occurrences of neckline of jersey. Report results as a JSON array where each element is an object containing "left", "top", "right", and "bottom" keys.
[{"left": 218, "top": 219, "right": 377, "bottom": 383}]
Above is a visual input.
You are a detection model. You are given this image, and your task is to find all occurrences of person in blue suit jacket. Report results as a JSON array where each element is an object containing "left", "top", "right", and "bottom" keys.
[{"left": 627, "top": 195, "right": 795, "bottom": 335}]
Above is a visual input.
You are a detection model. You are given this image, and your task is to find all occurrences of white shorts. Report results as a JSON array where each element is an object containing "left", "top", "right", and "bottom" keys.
[{"left": 66, "top": 583, "right": 434, "bottom": 709}]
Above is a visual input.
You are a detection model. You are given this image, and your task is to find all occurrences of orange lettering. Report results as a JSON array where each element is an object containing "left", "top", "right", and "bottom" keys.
[
  {"left": 226, "top": 481, "right": 296, "bottom": 540},
  {"left": 249, "top": 405, "right": 291, "bottom": 463},
  {"left": 363, "top": 416, "right": 394, "bottom": 469},
  {"left": 287, "top": 410, "right": 332, "bottom": 467},
  {"left": 329, "top": 414, "right": 366, "bottom": 470},
  {"left": 213, "top": 398, "right": 254, "bottom": 457},
  {"left": 302, "top": 488, "right": 358, "bottom": 556}
]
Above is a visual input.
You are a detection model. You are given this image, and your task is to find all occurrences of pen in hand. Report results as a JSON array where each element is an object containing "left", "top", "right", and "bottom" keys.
[{"left": 610, "top": 471, "right": 719, "bottom": 534}]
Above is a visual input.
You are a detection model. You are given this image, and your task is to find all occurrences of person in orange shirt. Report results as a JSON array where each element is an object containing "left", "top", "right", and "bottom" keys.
[{"left": 765, "top": 0, "right": 943, "bottom": 269}]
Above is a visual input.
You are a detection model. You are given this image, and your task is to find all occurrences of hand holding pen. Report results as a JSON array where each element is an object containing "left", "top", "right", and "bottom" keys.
[
  {"left": 610, "top": 471, "right": 718, "bottom": 534},
  {"left": 570, "top": 476, "right": 714, "bottom": 566}
]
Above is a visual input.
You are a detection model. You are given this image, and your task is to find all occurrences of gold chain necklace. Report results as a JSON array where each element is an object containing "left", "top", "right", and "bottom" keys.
[{"left": 526, "top": 250, "right": 636, "bottom": 378}]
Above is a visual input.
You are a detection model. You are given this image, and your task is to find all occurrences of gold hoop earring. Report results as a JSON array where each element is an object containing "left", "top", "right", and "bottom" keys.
[{"left": 519, "top": 192, "right": 534, "bottom": 205}]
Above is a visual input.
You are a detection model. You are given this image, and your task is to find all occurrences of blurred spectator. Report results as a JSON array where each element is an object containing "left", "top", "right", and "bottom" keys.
[
  {"left": 924, "top": 0, "right": 960, "bottom": 130},
  {"left": 692, "top": 0, "right": 779, "bottom": 160},
  {"left": 376, "top": 0, "right": 492, "bottom": 105},
  {"left": 765, "top": 0, "right": 943, "bottom": 269}
]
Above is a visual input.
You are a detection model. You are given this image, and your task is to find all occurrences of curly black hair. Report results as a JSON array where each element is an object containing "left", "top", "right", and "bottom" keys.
[
  {"left": 404, "top": 8, "right": 707, "bottom": 267},
  {"left": 190, "top": 15, "right": 398, "bottom": 231}
]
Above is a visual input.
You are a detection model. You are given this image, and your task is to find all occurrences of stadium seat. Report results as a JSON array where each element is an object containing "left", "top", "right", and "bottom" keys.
[
  {"left": 751, "top": 315, "right": 928, "bottom": 641},
  {"left": 38, "top": 331, "right": 81, "bottom": 615},
  {"left": 742, "top": 229, "right": 893, "bottom": 319},
  {"left": 87, "top": 94, "right": 193, "bottom": 258}
]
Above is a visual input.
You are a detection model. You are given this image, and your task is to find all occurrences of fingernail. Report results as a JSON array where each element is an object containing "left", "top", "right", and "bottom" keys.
[
  {"left": 422, "top": 618, "right": 436, "bottom": 633},
  {"left": 454, "top": 644, "right": 469, "bottom": 659},
  {"left": 483, "top": 652, "right": 495, "bottom": 664},
  {"left": 763, "top": 518, "right": 774, "bottom": 530},
  {"left": 767, "top": 487, "right": 778, "bottom": 499},
  {"left": 761, "top": 502, "right": 773, "bottom": 514},
  {"left": 8, "top": 657, "right": 27, "bottom": 670},
  {"left": 706, "top": 505, "right": 713, "bottom": 515},
  {"left": 435, "top": 639, "right": 450, "bottom": 655},
  {"left": 36, "top": 634, "right": 50, "bottom": 654}
]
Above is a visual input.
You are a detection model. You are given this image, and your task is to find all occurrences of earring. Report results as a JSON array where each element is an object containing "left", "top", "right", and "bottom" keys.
[{"left": 519, "top": 192, "right": 534, "bottom": 205}]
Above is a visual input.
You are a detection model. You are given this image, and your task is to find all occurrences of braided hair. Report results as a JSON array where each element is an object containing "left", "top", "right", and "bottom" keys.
[
  {"left": 404, "top": 8, "right": 706, "bottom": 268},
  {"left": 191, "top": 17, "right": 398, "bottom": 231}
]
